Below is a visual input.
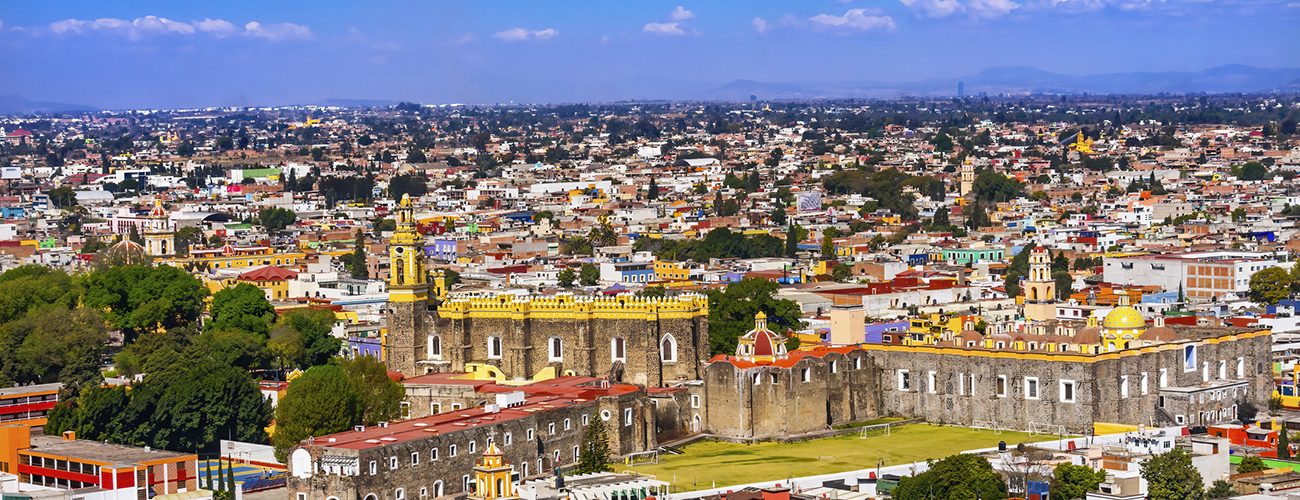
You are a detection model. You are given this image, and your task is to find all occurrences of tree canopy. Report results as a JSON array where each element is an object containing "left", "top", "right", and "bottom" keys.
[
  {"left": 704, "top": 278, "right": 805, "bottom": 355},
  {"left": 1141, "top": 448, "right": 1205, "bottom": 500},
  {"left": 892, "top": 453, "right": 1008, "bottom": 500}
]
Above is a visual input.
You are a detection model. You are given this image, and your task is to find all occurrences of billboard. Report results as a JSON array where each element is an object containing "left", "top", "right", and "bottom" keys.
[
  {"left": 0, "top": 167, "right": 20, "bottom": 180},
  {"left": 796, "top": 192, "right": 822, "bottom": 212}
]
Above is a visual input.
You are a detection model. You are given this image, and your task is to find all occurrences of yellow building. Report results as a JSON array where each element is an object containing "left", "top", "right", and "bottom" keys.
[
  {"left": 654, "top": 260, "right": 690, "bottom": 281},
  {"left": 235, "top": 266, "right": 300, "bottom": 301},
  {"left": 472, "top": 443, "right": 514, "bottom": 500}
]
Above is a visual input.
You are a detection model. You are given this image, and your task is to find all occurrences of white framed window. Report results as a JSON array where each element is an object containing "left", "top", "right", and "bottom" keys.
[
  {"left": 401, "top": 401, "right": 410, "bottom": 418},
  {"left": 691, "top": 395, "right": 700, "bottom": 409},
  {"left": 854, "top": 357, "right": 862, "bottom": 370},
  {"left": 770, "top": 373, "right": 778, "bottom": 384},
  {"left": 1121, "top": 375, "right": 1129, "bottom": 399},
  {"left": 449, "top": 444, "right": 457, "bottom": 457},
  {"left": 801, "top": 368, "right": 811, "bottom": 382},
  {"left": 573, "top": 445, "right": 580, "bottom": 461},
  {"left": 431, "top": 448, "right": 439, "bottom": 461},
  {"left": 1141, "top": 372, "right": 1149, "bottom": 395},
  {"left": 563, "top": 418, "right": 571, "bottom": 430},
  {"left": 996, "top": 375, "right": 1007, "bottom": 397},
  {"left": 420, "top": 488, "right": 427, "bottom": 498},
  {"left": 753, "top": 373, "right": 761, "bottom": 386},
  {"left": 611, "top": 337, "right": 626, "bottom": 363},
  {"left": 582, "top": 413, "right": 590, "bottom": 425},
  {"left": 1060, "top": 380, "right": 1076, "bottom": 403},
  {"left": 369, "top": 461, "right": 377, "bottom": 475},
  {"left": 468, "top": 441, "right": 476, "bottom": 454},
  {"left": 1184, "top": 345, "right": 1197, "bottom": 372},
  {"left": 504, "top": 432, "right": 513, "bottom": 446},
  {"left": 548, "top": 422, "right": 556, "bottom": 435},
  {"left": 661, "top": 334, "right": 678, "bottom": 363},
  {"left": 1238, "top": 357, "right": 1245, "bottom": 378},
  {"left": 549, "top": 336, "right": 564, "bottom": 362},
  {"left": 463, "top": 475, "right": 471, "bottom": 493},
  {"left": 1219, "top": 359, "right": 1226, "bottom": 380},
  {"left": 830, "top": 361, "right": 838, "bottom": 374},
  {"left": 411, "top": 452, "right": 419, "bottom": 466},
  {"left": 428, "top": 334, "right": 442, "bottom": 360},
  {"left": 396, "top": 489, "right": 405, "bottom": 500},
  {"left": 624, "top": 408, "right": 633, "bottom": 426},
  {"left": 928, "top": 371, "right": 937, "bottom": 394},
  {"left": 390, "top": 457, "right": 398, "bottom": 470},
  {"left": 958, "top": 373, "right": 966, "bottom": 395},
  {"left": 898, "top": 369, "right": 910, "bottom": 391},
  {"left": 1025, "top": 377, "right": 1039, "bottom": 400},
  {"left": 1160, "top": 368, "right": 1168, "bottom": 388},
  {"left": 488, "top": 335, "right": 502, "bottom": 359},
  {"left": 601, "top": 410, "right": 611, "bottom": 421},
  {"left": 526, "top": 429, "right": 535, "bottom": 441}
]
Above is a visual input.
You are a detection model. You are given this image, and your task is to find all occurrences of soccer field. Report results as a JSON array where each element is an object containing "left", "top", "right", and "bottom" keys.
[{"left": 619, "top": 424, "right": 1047, "bottom": 488}]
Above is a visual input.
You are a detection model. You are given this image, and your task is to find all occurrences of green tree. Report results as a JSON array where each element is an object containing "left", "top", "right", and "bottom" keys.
[
  {"left": 647, "top": 178, "right": 659, "bottom": 200},
  {"left": 1050, "top": 462, "right": 1107, "bottom": 500},
  {"left": 174, "top": 226, "right": 203, "bottom": 257},
  {"left": 785, "top": 225, "right": 801, "bottom": 258},
  {"left": 557, "top": 268, "right": 577, "bottom": 288},
  {"left": 341, "top": 356, "right": 405, "bottom": 425},
  {"left": 310, "top": 147, "right": 325, "bottom": 162},
  {"left": 820, "top": 233, "right": 836, "bottom": 261},
  {"left": 1053, "top": 270, "right": 1073, "bottom": 301},
  {"left": 1206, "top": 480, "right": 1236, "bottom": 499},
  {"left": 374, "top": 219, "right": 397, "bottom": 233},
  {"left": 573, "top": 412, "right": 613, "bottom": 475},
  {"left": 268, "top": 308, "right": 341, "bottom": 369},
  {"left": 1141, "top": 448, "right": 1205, "bottom": 500},
  {"left": 892, "top": 453, "right": 1008, "bottom": 500},
  {"left": 1281, "top": 428, "right": 1292, "bottom": 459},
  {"left": 1005, "top": 271, "right": 1022, "bottom": 298},
  {"left": 209, "top": 283, "right": 276, "bottom": 336},
  {"left": 562, "top": 236, "right": 593, "bottom": 256},
  {"left": 771, "top": 202, "right": 787, "bottom": 226},
  {"left": 1237, "top": 456, "right": 1267, "bottom": 474},
  {"left": 343, "top": 229, "right": 368, "bottom": 278},
  {"left": 930, "top": 133, "right": 954, "bottom": 153},
  {"left": 272, "top": 365, "right": 360, "bottom": 460},
  {"left": 832, "top": 263, "right": 852, "bottom": 282},
  {"left": 579, "top": 264, "right": 600, "bottom": 286},
  {"left": 258, "top": 207, "right": 297, "bottom": 232},
  {"left": 82, "top": 265, "right": 209, "bottom": 342},
  {"left": 704, "top": 278, "right": 805, "bottom": 355},
  {"left": 1239, "top": 161, "right": 1268, "bottom": 181},
  {"left": 1249, "top": 267, "right": 1292, "bottom": 305}
]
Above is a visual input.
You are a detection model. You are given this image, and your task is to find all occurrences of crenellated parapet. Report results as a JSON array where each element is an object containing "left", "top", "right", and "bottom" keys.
[{"left": 438, "top": 293, "right": 708, "bottom": 321}]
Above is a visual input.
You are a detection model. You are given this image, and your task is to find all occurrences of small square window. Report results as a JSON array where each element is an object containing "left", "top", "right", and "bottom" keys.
[
  {"left": 564, "top": 418, "right": 571, "bottom": 430},
  {"left": 801, "top": 368, "right": 811, "bottom": 382},
  {"left": 450, "top": 445, "right": 458, "bottom": 457},
  {"left": 582, "top": 413, "right": 590, "bottom": 426},
  {"left": 369, "top": 461, "right": 377, "bottom": 475},
  {"left": 1061, "top": 380, "right": 1076, "bottom": 403},
  {"left": 505, "top": 432, "right": 513, "bottom": 445},
  {"left": 431, "top": 448, "right": 439, "bottom": 461},
  {"left": 690, "top": 395, "right": 700, "bottom": 409},
  {"left": 898, "top": 369, "right": 910, "bottom": 391},
  {"left": 527, "top": 429, "right": 535, "bottom": 441},
  {"left": 624, "top": 408, "right": 633, "bottom": 427},
  {"left": 996, "top": 375, "right": 1007, "bottom": 398},
  {"left": 549, "top": 423, "right": 556, "bottom": 435},
  {"left": 469, "top": 441, "right": 476, "bottom": 454},
  {"left": 390, "top": 457, "right": 398, "bottom": 470},
  {"left": 1025, "top": 377, "right": 1039, "bottom": 400},
  {"left": 411, "top": 452, "right": 419, "bottom": 467}
]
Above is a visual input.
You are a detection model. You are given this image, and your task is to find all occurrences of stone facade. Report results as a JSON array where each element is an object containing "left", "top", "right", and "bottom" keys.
[
  {"left": 702, "top": 348, "right": 879, "bottom": 438},
  {"left": 287, "top": 390, "right": 653, "bottom": 500},
  {"left": 417, "top": 294, "right": 710, "bottom": 387},
  {"left": 866, "top": 328, "right": 1272, "bottom": 434}
]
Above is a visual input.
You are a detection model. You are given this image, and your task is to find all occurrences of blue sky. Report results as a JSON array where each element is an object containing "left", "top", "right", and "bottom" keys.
[{"left": 1, "top": 0, "right": 1296, "bottom": 109}]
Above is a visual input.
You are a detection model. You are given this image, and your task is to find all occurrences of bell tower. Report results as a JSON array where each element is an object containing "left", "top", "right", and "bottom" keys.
[
  {"left": 1023, "top": 246, "right": 1057, "bottom": 321},
  {"left": 386, "top": 194, "right": 427, "bottom": 374},
  {"left": 960, "top": 158, "right": 975, "bottom": 197}
]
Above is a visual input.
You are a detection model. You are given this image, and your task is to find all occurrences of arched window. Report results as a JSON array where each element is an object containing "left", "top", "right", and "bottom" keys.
[
  {"left": 611, "top": 337, "right": 626, "bottom": 362},
  {"left": 661, "top": 334, "right": 677, "bottom": 363},
  {"left": 432, "top": 482, "right": 443, "bottom": 498},
  {"left": 549, "top": 337, "right": 563, "bottom": 362},
  {"left": 428, "top": 335, "right": 442, "bottom": 360},
  {"left": 488, "top": 335, "right": 502, "bottom": 359},
  {"left": 394, "top": 259, "right": 405, "bottom": 285}
]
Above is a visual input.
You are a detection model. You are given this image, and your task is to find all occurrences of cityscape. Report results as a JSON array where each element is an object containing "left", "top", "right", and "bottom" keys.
[{"left": 1, "top": 3, "right": 1300, "bottom": 500}]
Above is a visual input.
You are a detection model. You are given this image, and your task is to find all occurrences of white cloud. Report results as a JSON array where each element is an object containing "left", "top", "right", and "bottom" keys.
[
  {"left": 44, "top": 16, "right": 312, "bottom": 40},
  {"left": 193, "top": 18, "right": 237, "bottom": 36},
  {"left": 493, "top": 27, "right": 557, "bottom": 41},
  {"left": 1290, "top": 2, "right": 1300, "bottom": 6},
  {"left": 243, "top": 21, "right": 311, "bottom": 41},
  {"left": 967, "top": 0, "right": 1022, "bottom": 17},
  {"left": 808, "top": 9, "right": 896, "bottom": 31},
  {"left": 898, "top": 0, "right": 965, "bottom": 17},
  {"left": 600, "top": 35, "right": 610, "bottom": 43},
  {"left": 643, "top": 22, "right": 685, "bottom": 35},
  {"left": 670, "top": 6, "right": 696, "bottom": 21},
  {"left": 752, "top": 17, "right": 769, "bottom": 33}
]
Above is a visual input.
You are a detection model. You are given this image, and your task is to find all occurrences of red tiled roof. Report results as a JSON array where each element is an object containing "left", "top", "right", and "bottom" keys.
[{"left": 237, "top": 266, "right": 299, "bottom": 282}]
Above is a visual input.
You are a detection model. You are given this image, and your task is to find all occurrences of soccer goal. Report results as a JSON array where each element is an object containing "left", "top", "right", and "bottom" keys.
[
  {"left": 859, "top": 423, "right": 892, "bottom": 438},
  {"left": 624, "top": 449, "right": 661, "bottom": 466},
  {"left": 972, "top": 420, "right": 1002, "bottom": 434},
  {"left": 1029, "top": 422, "right": 1065, "bottom": 437}
]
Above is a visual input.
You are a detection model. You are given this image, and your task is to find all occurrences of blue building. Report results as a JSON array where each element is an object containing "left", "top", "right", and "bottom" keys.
[
  {"left": 864, "top": 321, "right": 909, "bottom": 344},
  {"left": 599, "top": 262, "right": 656, "bottom": 283},
  {"left": 425, "top": 239, "right": 458, "bottom": 261}
]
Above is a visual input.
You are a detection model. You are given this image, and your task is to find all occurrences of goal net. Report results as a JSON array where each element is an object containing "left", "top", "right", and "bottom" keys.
[
  {"left": 1029, "top": 422, "right": 1065, "bottom": 437},
  {"left": 859, "top": 424, "right": 892, "bottom": 438},
  {"left": 972, "top": 420, "right": 1002, "bottom": 434}
]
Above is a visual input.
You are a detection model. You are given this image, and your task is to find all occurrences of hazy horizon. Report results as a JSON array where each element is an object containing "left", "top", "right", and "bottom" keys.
[{"left": 2, "top": 0, "right": 1298, "bottom": 110}]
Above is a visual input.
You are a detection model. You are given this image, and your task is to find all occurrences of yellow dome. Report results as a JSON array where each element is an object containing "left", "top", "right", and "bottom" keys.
[{"left": 1102, "top": 307, "right": 1145, "bottom": 330}]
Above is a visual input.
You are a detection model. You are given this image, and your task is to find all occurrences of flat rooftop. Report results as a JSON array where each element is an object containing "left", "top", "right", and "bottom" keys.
[
  {"left": 26, "top": 432, "right": 194, "bottom": 465},
  {"left": 0, "top": 383, "right": 62, "bottom": 398}
]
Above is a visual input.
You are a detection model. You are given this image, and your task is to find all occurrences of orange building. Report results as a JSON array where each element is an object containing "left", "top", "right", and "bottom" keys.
[
  {"left": 0, "top": 383, "right": 61, "bottom": 427},
  {"left": 0, "top": 424, "right": 198, "bottom": 496}
]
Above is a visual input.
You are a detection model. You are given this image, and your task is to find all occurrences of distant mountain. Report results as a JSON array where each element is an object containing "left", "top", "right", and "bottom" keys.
[
  {"left": 706, "top": 65, "right": 1300, "bottom": 100},
  {"left": 0, "top": 95, "right": 96, "bottom": 115},
  {"left": 317, "top": 98, "right": 402, "bottom": 108}
]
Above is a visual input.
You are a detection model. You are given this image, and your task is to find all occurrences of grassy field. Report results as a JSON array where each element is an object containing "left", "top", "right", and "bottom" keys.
[{"left": 619, "top": 424, "right": 1046, "bottom": 488}]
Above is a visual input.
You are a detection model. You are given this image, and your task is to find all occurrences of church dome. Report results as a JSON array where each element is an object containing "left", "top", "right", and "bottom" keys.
[{"left": 1102, "top": 307, "right": 1145, "bottom": 330}]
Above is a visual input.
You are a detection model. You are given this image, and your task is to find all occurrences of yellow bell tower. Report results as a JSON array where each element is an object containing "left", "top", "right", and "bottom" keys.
[
  {"left": 472, "top": 443, "right": 515, "bottom": 500},
  {"left": 960, "top": 158, "right": 975, "bottom": 197},
  {"left": 1023, "top": 246, "right": 1057, "bottom": 321},
  {"left": 386, "top": 194, "right": 427, "bottom": 373}
]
